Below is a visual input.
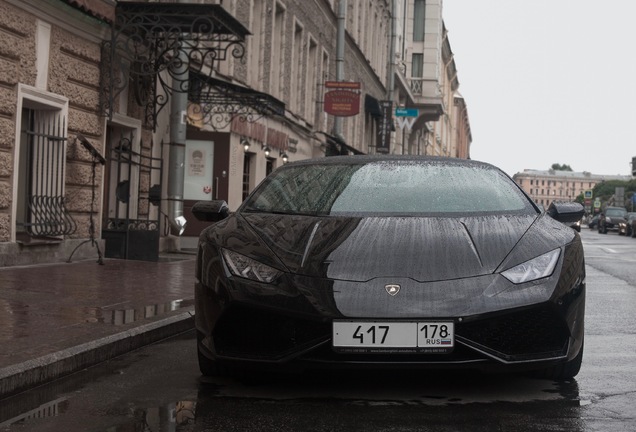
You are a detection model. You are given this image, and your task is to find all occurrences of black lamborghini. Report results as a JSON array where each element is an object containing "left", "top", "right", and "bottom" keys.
[{"left": 193, "top": 156, "right": 586, "bottom": 380}]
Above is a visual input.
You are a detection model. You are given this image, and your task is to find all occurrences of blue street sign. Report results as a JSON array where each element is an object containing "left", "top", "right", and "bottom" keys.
[{"left": 395, "top": 108, "right": 419, "bottom": 117}]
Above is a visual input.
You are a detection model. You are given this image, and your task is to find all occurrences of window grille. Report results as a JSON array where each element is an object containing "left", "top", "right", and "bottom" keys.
[{"left": 18, "top": 109, "right": 77, "bottom": 238}]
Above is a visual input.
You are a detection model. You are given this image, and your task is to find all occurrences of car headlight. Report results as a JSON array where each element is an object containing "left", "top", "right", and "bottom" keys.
[
  {"left": 221, "top": 249, "right": 282, "bottom": 283},
  {"left": 501, "top": 249, "right": 561, "bottom": 284}
]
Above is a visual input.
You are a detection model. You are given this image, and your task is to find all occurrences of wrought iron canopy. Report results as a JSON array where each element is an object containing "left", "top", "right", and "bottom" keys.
[
  {"left": 100, "top": 2, "right": 250, "bottom": 130},
  {"left": 188, "top": 74, "right": 286, "bottom": 129}
]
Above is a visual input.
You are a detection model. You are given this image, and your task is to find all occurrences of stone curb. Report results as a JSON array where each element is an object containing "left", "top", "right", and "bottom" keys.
[{"left": 0, "top": 310, "right": 195, "bottom": 400}]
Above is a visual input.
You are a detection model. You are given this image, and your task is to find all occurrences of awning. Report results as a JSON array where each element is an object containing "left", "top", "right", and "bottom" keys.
[
  {"left": 190, "top": 75, "right": 286, "bottom": 118},
  {"left": 63, "top": 0, "right": 115, "bottom": 23},
  {"left": 324, "top": 133, "right": 365, "bottom": 156},
  {"left": 115, "top": 2, "right": 250, "bottom": 37},
  {"left": 365, "top": 94, "right": 383, "bottom": 118},
  {"left": 101, "top": 2, "right": 252, "bottom": 131}
]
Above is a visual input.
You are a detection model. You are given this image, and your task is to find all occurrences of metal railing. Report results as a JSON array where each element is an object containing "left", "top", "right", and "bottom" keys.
[{"left": 20, "top": 111, "right": 77, "bottom": 237}]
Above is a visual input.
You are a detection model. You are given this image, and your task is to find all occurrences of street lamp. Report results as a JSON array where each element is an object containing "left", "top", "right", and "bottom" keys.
[
  {"left": 240, "top": 137, "right": 250, "bottom": 152},
  {"left": 280, "top": 150, "right": 288, "bottom": 163},
  {"left": 262, "top": 144, "right": 271, "bottom": 157}
]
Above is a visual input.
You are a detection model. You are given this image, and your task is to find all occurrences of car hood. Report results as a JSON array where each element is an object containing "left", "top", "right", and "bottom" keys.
[{"left": 207, "top": 212, "right": 575, "bottom": 283}]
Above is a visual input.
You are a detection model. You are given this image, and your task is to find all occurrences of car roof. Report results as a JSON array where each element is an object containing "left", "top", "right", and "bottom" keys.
[{"left": 285, "top": 155, "right": 500, "bottom": 170}]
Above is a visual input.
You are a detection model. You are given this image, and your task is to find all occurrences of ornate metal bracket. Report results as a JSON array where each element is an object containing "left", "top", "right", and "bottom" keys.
[
  {"left": 188, "top": 74, "right": 286, "bottom": 130},
  {"left": 100, "top": 2, "right": 250, "bottom": 131}
]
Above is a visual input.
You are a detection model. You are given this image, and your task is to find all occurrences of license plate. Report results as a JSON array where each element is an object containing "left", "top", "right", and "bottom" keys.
[{"left": 333, "top": 321, "right": 454, "bottom": 353}]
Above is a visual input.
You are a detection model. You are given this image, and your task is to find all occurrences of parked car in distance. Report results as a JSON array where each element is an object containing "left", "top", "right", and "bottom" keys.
[
  {"left": 588, "top": 215, "right": 599, "bottom": 229},
  {"left": 618, "top": 212, "right": 636, "bottom": 236},
  {"left": 192, "top": 155, "right": 586, "bottom": 381},
  {"left": 598, "top": 207, "right": 628, "bottom": 234}
]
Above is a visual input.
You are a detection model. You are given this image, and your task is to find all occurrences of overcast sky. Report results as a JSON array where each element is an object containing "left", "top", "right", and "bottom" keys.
[{"left": 442, "top": 0, "right": 636, "bottom": 178}]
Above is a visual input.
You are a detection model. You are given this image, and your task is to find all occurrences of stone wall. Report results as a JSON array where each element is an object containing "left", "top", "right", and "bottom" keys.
[
  {"left": 0, "top": 0, "right": 107, "bottom": 264},
  {"left": 0, "top": 1, "right": 37, "bottom": 243}
]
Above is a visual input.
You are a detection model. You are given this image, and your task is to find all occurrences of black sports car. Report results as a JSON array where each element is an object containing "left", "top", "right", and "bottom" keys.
[{"left": 193, "top": 156, "right": 586, "bottom": 380}]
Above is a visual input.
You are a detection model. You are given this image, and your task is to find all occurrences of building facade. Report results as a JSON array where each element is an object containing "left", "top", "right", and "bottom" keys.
[
  {"left": 0, "top": 0, "right": 471, "bottom": 267},
  {"left": 513, "top": 169, "right": 632, "bottom": 210}
]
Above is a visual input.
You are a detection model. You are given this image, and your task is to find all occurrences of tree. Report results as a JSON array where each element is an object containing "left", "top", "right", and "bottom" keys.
[{"left": 551, "top": 163, "right": 573, "bottom": 171}]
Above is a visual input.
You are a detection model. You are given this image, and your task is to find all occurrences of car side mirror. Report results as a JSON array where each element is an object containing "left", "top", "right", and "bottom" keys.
[
  {"left": 192, "top": 200, "right": 230, "bottom": 222},
  {"left": 546, "top": 201, "right": 585, "bottom": 224}
]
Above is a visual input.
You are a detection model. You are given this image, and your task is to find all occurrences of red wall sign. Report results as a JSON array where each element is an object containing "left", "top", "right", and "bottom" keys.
[{"left": 324, "top": 81, "right": 361, "bottom": 117}]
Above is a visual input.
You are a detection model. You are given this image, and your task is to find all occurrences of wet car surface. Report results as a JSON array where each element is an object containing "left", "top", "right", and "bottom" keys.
[{"left": 193, "top": 155, "right": 586, "bottom": 380}]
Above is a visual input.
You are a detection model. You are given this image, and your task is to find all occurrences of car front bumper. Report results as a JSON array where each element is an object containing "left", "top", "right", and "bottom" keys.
[{"left": 195, "top": 244, "right": 586, "bottom": 372}]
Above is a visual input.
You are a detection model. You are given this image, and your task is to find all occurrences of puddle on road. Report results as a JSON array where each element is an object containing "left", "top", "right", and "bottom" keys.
[{"left": 84, "top": 299, "right": 195, "bottom": 325}]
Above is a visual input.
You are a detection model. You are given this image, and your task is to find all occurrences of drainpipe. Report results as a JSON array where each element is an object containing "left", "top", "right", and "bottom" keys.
[
  {"left": 387, "top": 0, "right": 396, "bottom": 103},
  {"left": 166, "top": 34, "right": 188, "bottom": 235},
  {"left": 332, "top": 0, "right": 346, "bottom": 141},
  {"left": 388, "top": 0, "right": 398, "bottom": 153}
]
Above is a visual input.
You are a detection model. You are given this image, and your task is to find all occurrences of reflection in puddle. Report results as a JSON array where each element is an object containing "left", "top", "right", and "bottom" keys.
[
  {"left": 0, "top": 299, "right": 195, "bottom": 341},
  {"left": 0, "top": 398, "right": 69, "bottom": 428},
  {"left": 125, "top": 402, "right": 197, "bottom": 432},
  {"left": 84, "top": 299, "right": 195, "bottom": 325},
  {"left": 0, "top": 399, "right": 196, "bottom": 431}
]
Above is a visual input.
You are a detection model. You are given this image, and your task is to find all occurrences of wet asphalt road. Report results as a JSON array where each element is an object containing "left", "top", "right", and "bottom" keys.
[{"left": 1, "top": 227, "right": 635, "bottom": 432}]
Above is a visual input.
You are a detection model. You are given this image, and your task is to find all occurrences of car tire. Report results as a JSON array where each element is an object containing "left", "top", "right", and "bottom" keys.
[
  {"left": 533, "top": 340, "right": 584, "bottom": 381},
  {"left": 632, "top": 229, "right": 636, "bottom": 238}
]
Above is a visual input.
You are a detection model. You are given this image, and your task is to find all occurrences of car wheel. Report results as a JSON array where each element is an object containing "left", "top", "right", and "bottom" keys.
[
  {"left": 632, "top": 230, "right": 636, "bottom": 238},
  {"left": 533, "top": 340, "right": 584, "bottom": 381},
  {"left": 197, "top": 331, "right": 220, "bottom": 376}
]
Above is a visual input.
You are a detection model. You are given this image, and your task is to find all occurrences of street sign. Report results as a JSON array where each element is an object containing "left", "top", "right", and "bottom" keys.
[
  {"left": 584, "top": 190, "right": 593, "bottom": 199},
  {"left": 395, "top": 108, "right": 419, "bottom": 117}
]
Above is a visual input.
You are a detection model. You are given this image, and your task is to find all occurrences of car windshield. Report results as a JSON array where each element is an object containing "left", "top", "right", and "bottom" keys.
[
  {"left": 606, "top": 208, "right": 627, "bottom": 218},
  {"left": 241, "top": 159, "right": 536, "bottom": 216}
]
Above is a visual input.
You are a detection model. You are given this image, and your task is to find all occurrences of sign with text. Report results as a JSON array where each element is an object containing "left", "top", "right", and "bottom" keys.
[
  {"left": 376, "top": 100, "right": 393, "bottom": 153},
  {"left": 395, "top": 107, "right": 419, "bottom": 131},
  {"left": 324, "top": 81, "right": 361, "bottom": 117},
  {"left": 395, "top": 108, "right": 419, "bottom": 117}
]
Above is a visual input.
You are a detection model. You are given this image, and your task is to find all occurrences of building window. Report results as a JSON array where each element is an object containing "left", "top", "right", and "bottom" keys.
[
  {"left": 16, "top": 105, "right": 76, "bottom": 240},
  {"left": 242, "top": 153, "right": 252, "bottom": 201},
  {"left": 270, "top": 1, "right": 286, "bottom": 98},
  {"left": 412, "top": 53, "right": 423, "bottom": 78},
  {"left": 413, "top": 0, "right": 426, "bottom": 42},
  {"left": 306, "top": 36, "right": 318, "bottom": 122},
  {"left": 266, "top": 158, "right": 274, "bottom": 176},
  {"left": 248, "top": 0, "right": 264, "bottom": 89},
  {"left": 291, "top": 21, "right": 303, "bottom": 112}
]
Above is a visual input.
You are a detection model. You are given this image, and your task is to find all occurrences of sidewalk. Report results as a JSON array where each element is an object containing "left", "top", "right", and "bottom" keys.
[{"left": 0, "top": 253, "right": 197, "bottom": 399}]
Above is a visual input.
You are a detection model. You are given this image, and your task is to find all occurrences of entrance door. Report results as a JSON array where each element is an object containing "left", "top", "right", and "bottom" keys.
[
  {"left": 184, "top": 140, "right": 215, "bottom": 202},
  {"left": 182, "top": 139, "right": 214, "bottom": 238},
  {"left": 101, "top": 126, "right": 163, "bottom": 261}
]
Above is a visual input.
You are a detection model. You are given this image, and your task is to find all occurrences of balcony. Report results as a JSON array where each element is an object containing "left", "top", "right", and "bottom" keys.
[{"left": 405, "top": 77, "right": 444, "bottom": 122}]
